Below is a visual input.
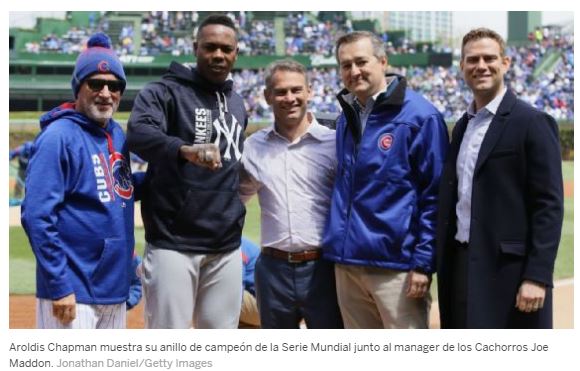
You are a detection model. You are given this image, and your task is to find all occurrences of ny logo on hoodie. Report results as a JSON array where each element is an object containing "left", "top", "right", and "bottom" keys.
[
  {"left": 213, "top": 115, "right": 242, "bottom": 162},
  {"left": 192, "top": 108, "right": 242, "bottom": 161}
]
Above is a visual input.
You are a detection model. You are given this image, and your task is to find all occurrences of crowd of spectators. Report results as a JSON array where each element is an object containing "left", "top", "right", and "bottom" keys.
[
  {"left": 139, "top": 11, "right": 195, "bottom": 56},
  {"left": 20, "top": 12, "right": 573, "bottom": 122},
  {"left": 25, "top": 27, "right": 90, "bottom": 54},
  {"left": 237, "top": 19, "right": 276, "bottom": 56},
  {"left": 511, "top": 31, "right": 574, "bottom": 121},
  {"left": 235, "top": 31, "right": 574, "bottom": 123},
  {"left": 399, "top": 30, "right": 574, "bottom": 122},
  {"left": 25, "top": 12, "right": 350, "bottom": 58},
  {"left": 379, "top": 32, "right": 453, "bottom": 55},
  {"left": 24, "top": 13, "right": 110, "bottom": 54},
  {"left": 284, "top": 12, "right": 352, "bottom": 56}
]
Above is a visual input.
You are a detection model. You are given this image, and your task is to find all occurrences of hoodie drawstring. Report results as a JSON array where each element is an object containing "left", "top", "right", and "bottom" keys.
[{"left": 216, "top": 91, "right": 228, "bottom": 124}]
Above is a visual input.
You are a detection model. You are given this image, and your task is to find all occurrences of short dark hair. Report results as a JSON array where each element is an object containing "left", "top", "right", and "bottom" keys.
[
  {"left": 196, "top": 14, "right": 238, "bottom": 40},
  {"left": 264, "top": 59, "right": 309, "bottom": 91},
  {"left": 461, "top": 28, "right": 506, "bottom": 59},
  {"left": 335, "top": 31, "right": 386, "bottom": 62}
]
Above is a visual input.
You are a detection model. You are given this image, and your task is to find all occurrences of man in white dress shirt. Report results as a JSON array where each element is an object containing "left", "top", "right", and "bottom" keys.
[{"left": 239, "top": 59, "right": 343, "bottom": 329}]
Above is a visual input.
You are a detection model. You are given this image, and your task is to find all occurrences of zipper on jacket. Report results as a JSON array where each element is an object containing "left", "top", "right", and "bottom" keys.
[
  {"left": 340, "top": 106, "right": 373, "bottom": 259},
  {"left": 341, "top": 120, "right": 362, "bottom": 259},
  {"left": 336, "top": 94, "right": 365, "bottom": 259}
]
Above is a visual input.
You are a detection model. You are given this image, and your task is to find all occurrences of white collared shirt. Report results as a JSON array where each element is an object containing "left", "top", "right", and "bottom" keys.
[
  {"left": 240, "top": 114, "right": 337, "bottom": 252},
  {"left": 455, "top": 88, "right": 507, "bottom": 243}
]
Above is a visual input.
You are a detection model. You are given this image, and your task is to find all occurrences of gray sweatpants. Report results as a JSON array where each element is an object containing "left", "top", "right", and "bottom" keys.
[{"left": 142, "top": 243, "right": 242, "bottom": 329}]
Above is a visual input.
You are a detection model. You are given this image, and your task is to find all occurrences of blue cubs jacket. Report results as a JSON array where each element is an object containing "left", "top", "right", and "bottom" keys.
[
  {"left": 322, "top": 75, "right": 449, "bottom": 273},
  {"left": 21, "top": 103, "right": 135, "bottom": 304}
]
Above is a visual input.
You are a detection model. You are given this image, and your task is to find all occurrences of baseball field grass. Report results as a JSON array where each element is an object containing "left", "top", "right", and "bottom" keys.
[
  {"left": 9, "top": 197, "right": 262, "bottom": 294},
  {"left": 8, "top": 162, "right": 574, "bottom": 295}
]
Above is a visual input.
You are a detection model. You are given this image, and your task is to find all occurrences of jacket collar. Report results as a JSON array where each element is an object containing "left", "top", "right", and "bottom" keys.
[
  {"left": 473, "top": 89, "right": 517, "bottom": 175},
  {"left": 337, "top": 73, "right": 406, "bottom": 111},
  {"left": 467, "top": 87, "right": 507, "bottom": 118},
  {"left": 336, "top": 74, "right": 407, "bottom": 143}
]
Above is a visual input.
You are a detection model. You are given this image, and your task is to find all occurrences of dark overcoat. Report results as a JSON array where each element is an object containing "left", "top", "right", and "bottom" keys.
[{"left": 436, "top": 89, "right": 564, "bottom": 328}]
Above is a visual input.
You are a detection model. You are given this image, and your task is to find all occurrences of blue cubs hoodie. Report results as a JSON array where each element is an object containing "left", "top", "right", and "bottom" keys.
[{"left": 21, "top": 103, "right": 135, "bottom": 305}]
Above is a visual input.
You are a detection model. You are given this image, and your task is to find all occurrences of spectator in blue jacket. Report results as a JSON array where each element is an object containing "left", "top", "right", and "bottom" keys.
[
  {"left": 9, "top": 141, "right": 34, "bottom": 198},
  {"left": 323, "top": 31, "right": 449, "bottom": 329},
  {"left": 239, "top": 237, "right": 260, "bottom": 328},
  {"left": 126, "top": 254, "right": 143, "bottom": 311}
]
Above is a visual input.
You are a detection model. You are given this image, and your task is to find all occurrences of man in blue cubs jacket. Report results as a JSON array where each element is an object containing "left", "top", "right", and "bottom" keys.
[
  {"left": 21, "top": 33, "right": 137, "bottom": 329},
  {"left": 323, "top": 31, "right": 449, "bottom": 328}
]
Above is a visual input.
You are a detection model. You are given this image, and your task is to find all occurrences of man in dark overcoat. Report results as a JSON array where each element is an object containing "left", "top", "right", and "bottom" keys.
[{"left": 436, "top": 28, "right": 564, "bottom": 329}]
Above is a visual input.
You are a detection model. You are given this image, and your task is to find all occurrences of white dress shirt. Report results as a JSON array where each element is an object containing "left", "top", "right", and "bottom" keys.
[
  {"left": 455, "top": 88, "right": 507, "bottom": 243},
  {"left": 240, "top": 114, "right": 337, "bottom": 252}
]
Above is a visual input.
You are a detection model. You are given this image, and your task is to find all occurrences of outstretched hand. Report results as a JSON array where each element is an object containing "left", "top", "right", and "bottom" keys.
[{"left": 179, "top": 144, "right": 222, "bottom": 171}]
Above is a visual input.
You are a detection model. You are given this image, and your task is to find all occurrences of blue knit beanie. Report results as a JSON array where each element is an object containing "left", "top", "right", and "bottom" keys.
[{"left": 71, "top": 33, "right": 127, "bottom": 98}]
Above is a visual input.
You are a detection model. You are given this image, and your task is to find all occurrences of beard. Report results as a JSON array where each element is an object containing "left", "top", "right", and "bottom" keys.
[{"left": 85, "top": 100, "right": 118, "bottom": 126}]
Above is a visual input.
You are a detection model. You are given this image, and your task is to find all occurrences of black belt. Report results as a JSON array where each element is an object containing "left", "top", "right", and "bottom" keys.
[{"left": 261, "top": 246, "right": 322, "bottom": 263}]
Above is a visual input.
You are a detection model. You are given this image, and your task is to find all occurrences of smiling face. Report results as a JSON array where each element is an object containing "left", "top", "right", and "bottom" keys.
[
  {"left": 337, "top": 36, "right": 387, "bottom": 103},
  {"left": 265, "top": 70, "right": 311, "bottom": 128},
  {"left": 75, "top": 73, "right": 121, "bottom": 127},
  {"left": 194, "top": 24, "right": 238, "bottom": 84},
  {"left": 461, "top": 37, "right": 511, "bottom": 109}
]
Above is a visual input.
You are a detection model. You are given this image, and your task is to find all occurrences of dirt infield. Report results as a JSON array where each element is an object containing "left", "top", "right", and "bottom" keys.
[
  {"left": 10, "top": 281, "right": 573, "bottom": 329},
  {"left": 564, "top": 180, "right": 574, "bottom": 198}
]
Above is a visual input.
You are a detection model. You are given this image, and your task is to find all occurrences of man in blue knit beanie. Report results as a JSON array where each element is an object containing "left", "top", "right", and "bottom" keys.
[
  {"left": 22, "top": 32, "right": 141, "bottom": 329},
  {"left": 71, "top": 32, "right": 126, "bottom": 99}
]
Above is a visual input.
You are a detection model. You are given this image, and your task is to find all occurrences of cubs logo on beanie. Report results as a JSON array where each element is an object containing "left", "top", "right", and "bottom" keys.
[{"left": 71, "top": 32, "right": 127, "bottom": 98}]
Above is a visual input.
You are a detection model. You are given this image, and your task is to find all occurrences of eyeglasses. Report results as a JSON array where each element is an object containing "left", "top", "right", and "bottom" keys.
[{"left": 85, "top": 79, "right": 125, "bottom": 93}]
